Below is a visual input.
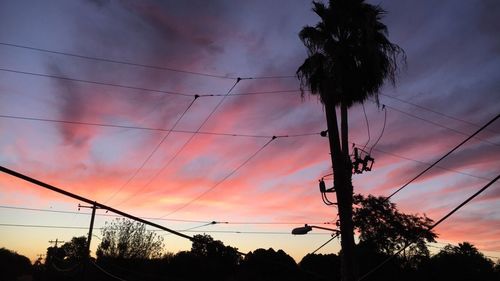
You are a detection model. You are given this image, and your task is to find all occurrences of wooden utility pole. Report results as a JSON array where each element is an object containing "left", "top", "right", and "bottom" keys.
[
  {"left": 78, "top": 203, "right": 99, "bottom": 281},
  {"left": 78, "top": 203, "right": 98, "bottom": 258}
]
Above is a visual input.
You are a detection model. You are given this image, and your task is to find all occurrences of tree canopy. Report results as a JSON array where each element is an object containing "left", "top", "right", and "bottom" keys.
[
  {"left": 427, "top": 242, "right": 496, "bottom": 281},
  {"left": 297, "top": 0, "right": 405, "bottom": 107},
  {"left": 61, "top": 236, "right": 87, "bottom": 262},
  {"left": 96, "top": 218, "right": 164, "bottom": 259},
  {"left": 353, "top": 194, "right": 437, "bottom": 259},
  {"left": 0, "top": 248, "right": 31, "bottom": 281}
]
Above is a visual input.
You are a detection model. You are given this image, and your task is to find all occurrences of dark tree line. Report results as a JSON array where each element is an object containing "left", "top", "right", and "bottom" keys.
[{"left": 3, "top": 195, "right": 499, "bottom": 281}]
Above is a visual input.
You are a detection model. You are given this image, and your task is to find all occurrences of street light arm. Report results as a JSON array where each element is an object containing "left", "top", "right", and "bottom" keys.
[
  {"left": 310, "top": 225, "right": 340, "bottom": 233},
  {"left": 292, "top": 224, "right": 340, "bottom": 235}
]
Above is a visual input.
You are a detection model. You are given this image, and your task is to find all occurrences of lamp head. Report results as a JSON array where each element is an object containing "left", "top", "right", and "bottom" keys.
[{"left": 291, "top": 224, "right": 313, "bottom": 235}]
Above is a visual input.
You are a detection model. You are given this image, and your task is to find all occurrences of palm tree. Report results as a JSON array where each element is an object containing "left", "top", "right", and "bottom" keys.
[{"left": 297, "top": 1, "right": 405, "bottom": 280}]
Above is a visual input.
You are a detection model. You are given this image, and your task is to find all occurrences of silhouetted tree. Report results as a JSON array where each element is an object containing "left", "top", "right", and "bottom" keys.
[
  {"left": 188, "top": 234, "right": 241, "bottom": 280},
  {"left": 299, "top": 253, "right": 341, "bottom": 281},
  {"left": 297, "top": 1, "right": 405, "bottom": 280},
  {"left": 237, "top": 248, "right": 301, "bottom": 281},
  {"left": 96, "top": 218, "right": 164, "bottom": 259},
  {"left": 45, "top": 245, "right": 65, "bottom": 267},
  {"left": 425, "top": 242, "right": 496, "bottom": 281},
  {"left": 61, "top": 236, "right": 88, "bottom": 263},
  {"left": 354, "top": 194, "right": 436, "bottom": 260},
  {"left": 0, "top": 248, "right": 31, "bottom": 281},
  {"left": 353, "top": 194, "right": 436, "bottom": 281}
]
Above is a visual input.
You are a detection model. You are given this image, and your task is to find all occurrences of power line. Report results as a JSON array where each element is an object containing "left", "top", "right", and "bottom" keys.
[
  {"left": 0, "top": 205, "right": 209, "bottom": 223},
  {"left": 0, "top": 205, "right": 328, "bottom": 225},
  {"left": 371, "top": 146, "right": 492, "bottom": 182},
  {"left": 0, "top": 223, "right": 98, "bottom": 230},
  {"left": 113, "top": 78, "right": 245, "bottom": 206},
  {"left": 0, "top": 165, "right": 193, "bottom": 240},
  {"left": 368, "top": 105, "right": 387, "bottom": 155},
  {"left": 0, "top": 223, "right": 332, "bottom": 235},
  {"left": 361, "top": 103, "right": 371, "bottom": 151},
  {"left": 159, "top": 136, "right": 278, "bottom": 217},
  {"left": 0, "top": 41, "right": 232, "bottom": 80},
  {"left": 358, "top": 173, "right": 499, "bottom": 280},
  {"left": 181, "top": 221, "right": 218, "bottom": 231},
  {"left": 380, "top": 93, "right": 499, "bottom": 134},
  {"left": 5, "top": 105, "right": 487, "bottom": 186},
  {"left": 201, "top": 89, "right": 300, "bottom": 96},
  {"left": 311, "top": 233, "right": 340, "bottom": 254},
  {"left": 105, "top": 96, "right": 198, "bottom": 204},
  {"left": 0, "top": 114, "right": 319, "bottom": 138},
  {"left": 0, "top": 68, "right": 194, "bottom": 97},
  {"left": 386, "top": 113, "right": 499, "bottom": 200},
  {"left": 384, "top": 104, "right": 499, "bottom": 147},
  {"left": 0, "top": 41, "right": 296, "bottom": 80}
]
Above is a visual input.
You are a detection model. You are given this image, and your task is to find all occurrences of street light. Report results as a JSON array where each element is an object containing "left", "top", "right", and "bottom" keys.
[
  {"left": 292, "top": 224, "right": 341, "bottom": 254},
  {"left": 291, "top": 224, "right": 340, "bottom": 235}
]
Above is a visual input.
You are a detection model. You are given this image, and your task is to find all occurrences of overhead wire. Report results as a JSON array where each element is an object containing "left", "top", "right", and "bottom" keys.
[
  {"left": 386, "top": 113, "right": 499, "bottom": 200},
  {"left": 112, "top": 78, "right": 246, "bottom": 205},
  {"left": 320, "top": 137, "right": 491, "bottom": 183},
  {"left": 383, "top": 104, "right": 499, "bottom": 147},
  {"left": 0, "top": 68, "right": 194, "bottom": 97},
  {"left": 368, "top": 105, "right": 387, "bottom": 155},
  {"left": 105, "top": 96, "right": 199, "bottom": 204},
  {"left": 0, "top": 41, "right": 296, "bottom": 80},
  {"left": 158, "top": 136, "right": 278, "bottom": 218},
  {"left": 361, "top": 103, "right": 371, "bottom": 151},
  {"left": 311, "top": 232, "right": 340, "bottom": 254},
  {"left": 0, "top": 114, "right": 311, "bottom": 138},
  {"left": 380, "top": 93, "right": 499, "bottom": 134},
  {"left": 201, "top": 89, "right": 300, "bottom": 96},
  {"left": 0, "top": 205, "right": 209, "bottom": 223},
  {"left": 358, "top": 173, "right": 500, "bottom": 280},
  {"left": 0, "top": 205, "right": 328, "bottom": 225},
  {"left": 5, "top": 108, "right": 487, "bottom": 196},
  {"left": 0, "top": 223, "right": 332, "bottom": 235},
  {"left": 371, "top": 146, "right": 492, "bottom": 182}
]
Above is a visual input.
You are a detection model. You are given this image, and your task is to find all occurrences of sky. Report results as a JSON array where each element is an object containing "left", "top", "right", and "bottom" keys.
[{"left": 0, "top": 0, "right": 499, "bottom": 263}]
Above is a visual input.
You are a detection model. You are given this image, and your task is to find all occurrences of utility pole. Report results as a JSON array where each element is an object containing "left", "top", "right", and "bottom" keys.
[
  {"left": 78, "top": 202, "right": 99, "bottom": 281},
  {"left": 78, "top": 203, "right": 99, "bottom": 258}
]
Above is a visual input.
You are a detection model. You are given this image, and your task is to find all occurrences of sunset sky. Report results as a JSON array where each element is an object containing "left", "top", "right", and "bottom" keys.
[{"left": 0, "top": 0, "right": 499, "bottom": 262}]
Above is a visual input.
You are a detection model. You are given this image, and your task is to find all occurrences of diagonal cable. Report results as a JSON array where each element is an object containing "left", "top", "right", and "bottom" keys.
[
  {"left": 0, "top": 68, "right": 194, "bottom": 97},
  {"left": 359, "top": 173, "right": 499, "bottom": 281},
  {"left": 380, "top": 93, "right": 499, "bottom": 134},
  {"left": 0, "top": 41, "right": 295, "bottom": 80},
  {"left": 105, "top": 96, "right": 198, "bottom": 204},
  {"left": 368, "top": 106, "right": 387, "bottom": 155},
  {"left": 311, "top": 232, "right": 340, "bottom": 254},
  {"left": 361, "top": 103, "right": 371, "bottom": 151},
  {"left": 159, "top": 136, "right": 277, "bottom": 218},
  {"left": 386, "top": 113, "right": 499, "bottom": 200},
  {"left": 121, "top": 78, "right": 243, "bottom": 202},
  {"left": 384, "top": 104, "right": 499, "bottom": 147}
]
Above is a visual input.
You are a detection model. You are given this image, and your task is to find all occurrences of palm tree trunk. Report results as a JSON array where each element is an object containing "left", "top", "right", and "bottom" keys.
[{"left": 324, "top": 101, "right": 357, "bottom": 281}]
